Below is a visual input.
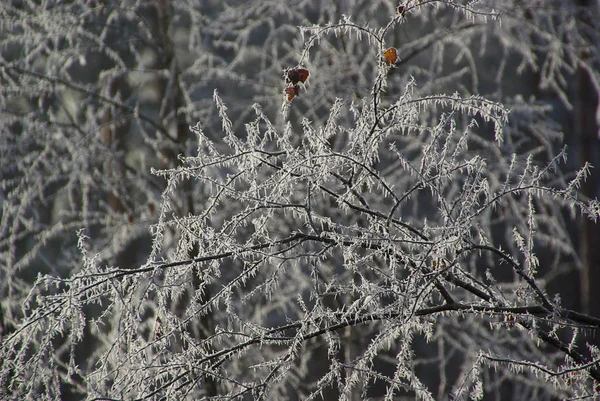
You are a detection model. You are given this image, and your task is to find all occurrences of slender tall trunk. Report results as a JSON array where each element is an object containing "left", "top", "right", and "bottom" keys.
[
  {"left": 155, "top": 0, "right": 218, "bottom": 396},
  {"left": 575, "top": 0, "right": 600, "bottom": 319}
]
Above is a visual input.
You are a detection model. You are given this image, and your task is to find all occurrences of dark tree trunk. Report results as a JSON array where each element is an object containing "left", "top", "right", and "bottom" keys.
[
  {"left": 575, "top": 0, "right": 600, "bottom": 319},
  {"left": 154, "top": 0, "right": 218, "bottom": 396}
]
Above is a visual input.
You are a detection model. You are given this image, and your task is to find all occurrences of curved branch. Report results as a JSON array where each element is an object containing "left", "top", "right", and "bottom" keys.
[{"left": 460, "top": 244, "right": 554, "bottom": 311}]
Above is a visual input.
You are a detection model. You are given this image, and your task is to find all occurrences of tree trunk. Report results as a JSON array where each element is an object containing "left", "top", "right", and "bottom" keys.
[
  {"left": 576, "top": 0, "right": 600, "bottom": 318},
  {"left": 155, "top": 0, "right": 219, "bottom": 396}
]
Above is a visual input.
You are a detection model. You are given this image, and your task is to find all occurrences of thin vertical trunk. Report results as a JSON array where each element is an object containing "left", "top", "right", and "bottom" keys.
[
  {"left": 577, "top": 67, "right": 600, "bottom": 318},
  {"left": 575, "top": 0, "right": 600, "bottom": 319},
  {"left": 155, "top": 0, "right": 218, "bottom": 396},
  {"left": 100, "top": 76, "right": 136, "bottom": 269}
]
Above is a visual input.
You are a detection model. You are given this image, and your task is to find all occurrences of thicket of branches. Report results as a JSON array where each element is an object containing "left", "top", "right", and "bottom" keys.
[{"left": 1, "top": 1, "right": 600, "bottom": 400}]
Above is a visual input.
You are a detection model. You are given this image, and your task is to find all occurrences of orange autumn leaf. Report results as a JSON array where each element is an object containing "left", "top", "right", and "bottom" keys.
[
  {"left": 285, "top": 85, "right": 300, "bottom": 101},
  {"left": 383, "top": 47, "right": 399, "bottom": 65}
]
